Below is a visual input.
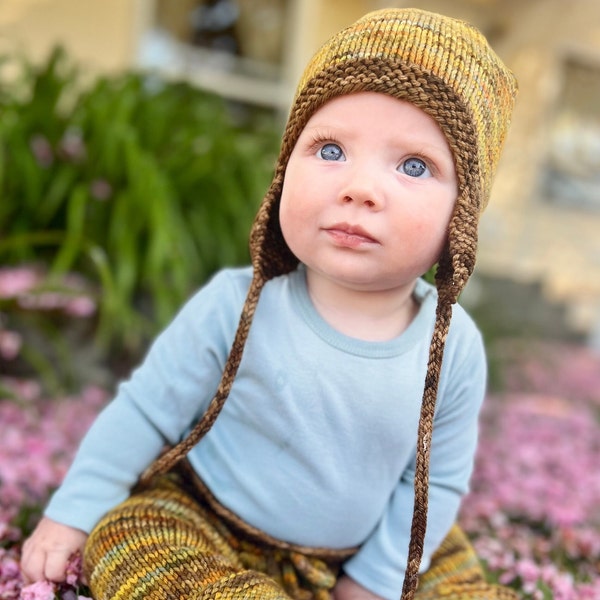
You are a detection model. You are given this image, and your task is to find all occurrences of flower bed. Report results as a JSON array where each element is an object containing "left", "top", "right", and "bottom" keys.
[
  {"left": 1, "top": 336, "right": 599, "bottom": 598},
  {"left": 1, "top": 380, "right": 105, "bottom": 599},
  {"left": 461, "top": 341, "right": 600, "bottom": 599}
]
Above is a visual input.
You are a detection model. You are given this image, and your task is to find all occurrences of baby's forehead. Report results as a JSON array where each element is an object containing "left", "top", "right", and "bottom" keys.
[
  {"left": 301, "top": 92, "right": 447, "bottom": 138},
  {"left": 305, "top": 92, "right": 425, "bottom": 121}
]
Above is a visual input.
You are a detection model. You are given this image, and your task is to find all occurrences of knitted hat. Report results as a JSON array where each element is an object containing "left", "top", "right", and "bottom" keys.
[{"left": 146, "top": 8, "right": 517, "bottom": 599}]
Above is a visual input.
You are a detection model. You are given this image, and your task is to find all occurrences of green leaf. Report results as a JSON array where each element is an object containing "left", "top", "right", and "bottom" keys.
[{"left": 51, "top": 184, "right": 88, "bottom": 274}]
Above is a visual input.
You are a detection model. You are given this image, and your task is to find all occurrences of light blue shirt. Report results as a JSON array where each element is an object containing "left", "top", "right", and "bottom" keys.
[{"left": 46, "top": 265, "right": 486, "bottom": 600}]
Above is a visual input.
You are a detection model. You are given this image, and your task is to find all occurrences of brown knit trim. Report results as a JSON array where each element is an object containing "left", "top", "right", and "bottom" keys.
[{"left": 174, "top": 458, "right": 359, "bottom": 562}]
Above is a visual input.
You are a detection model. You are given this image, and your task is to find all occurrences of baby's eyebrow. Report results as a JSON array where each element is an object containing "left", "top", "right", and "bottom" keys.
[
  {"left": 404, "top": 139, "right": 453, "bottom": 160},
  {"left": 305, "top": 118, "right": 350, "bottom": 132}
]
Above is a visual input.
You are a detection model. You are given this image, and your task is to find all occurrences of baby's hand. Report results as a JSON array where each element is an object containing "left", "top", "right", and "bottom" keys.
[
  {"left": 332, "top": 575, "right": 386, "bottom": 600},
  {"left": 20, "top": 517, "right": 88, "bottom": 584}
]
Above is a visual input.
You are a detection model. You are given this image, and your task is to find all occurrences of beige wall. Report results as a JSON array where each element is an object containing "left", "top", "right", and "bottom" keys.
[
  {"left": 0, "top": 0, "right": 150, "bottom": 73},
  {"left": 0, "top": 0, "right": 375, "bottom": 103},
  {"left": 283, "top": 0, "right": 375, "bottom": 98},
  {"left": 475, "top": 0, "right": 600, "bottom": 334},
  {"left": 0, "top": 0, "right": 372, "bottom": 79}
]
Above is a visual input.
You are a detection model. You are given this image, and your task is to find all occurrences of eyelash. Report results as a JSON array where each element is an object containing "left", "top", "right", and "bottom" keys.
[
  {"left": 403, "top": 153, "right": 435, "bottom": 173},
  {"left": 309, "top": 133, "right": 339, "bottom": 153},
  {"left": 307, "top": 134, "right": 437, "bottom": 175}
]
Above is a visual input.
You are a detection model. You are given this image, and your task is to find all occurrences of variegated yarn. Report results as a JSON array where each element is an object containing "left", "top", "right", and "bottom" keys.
[{"left": 143, "top": 9, "right": 517, "bottom": 600}]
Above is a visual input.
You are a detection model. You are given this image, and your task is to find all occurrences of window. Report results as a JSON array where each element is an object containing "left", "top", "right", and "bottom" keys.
[
  {"left": 544, "top": 52, "right": 600, "bottom": 210},
  {"left": 138, "top": 0, "right": 291, "bottom": 108}
]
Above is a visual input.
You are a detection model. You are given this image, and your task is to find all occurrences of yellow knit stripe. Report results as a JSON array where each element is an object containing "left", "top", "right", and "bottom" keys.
[
  {"left": 295, "top": 8, "right": 517, "bottom": 210},
  {"left": 84, "top": 475, "right": 519, "bottom": 600}
]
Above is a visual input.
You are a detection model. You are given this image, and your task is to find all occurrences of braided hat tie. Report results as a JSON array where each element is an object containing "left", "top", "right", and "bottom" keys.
[{"left": 144, "top": 8, "right": 517, "bottom": 599}]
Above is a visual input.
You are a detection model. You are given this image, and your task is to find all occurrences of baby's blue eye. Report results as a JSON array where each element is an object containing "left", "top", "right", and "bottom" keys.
[
  {"left": 319, "top": 143, "right": 345, "bottom": 161},
  {"left": 400, "top": 157, "right": 431, "bottom": 178}
]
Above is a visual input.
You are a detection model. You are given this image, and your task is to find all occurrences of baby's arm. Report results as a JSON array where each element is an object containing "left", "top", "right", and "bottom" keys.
[
  {"left": 332, "top": 575, "right": 386, "bottom": 600},
  {"left": 20, "top": 516, "right": 88, "bottom": 584}
]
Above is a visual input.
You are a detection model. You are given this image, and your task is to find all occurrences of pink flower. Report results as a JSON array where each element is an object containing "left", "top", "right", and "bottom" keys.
[
  {"left": 58, "top": 128, "right": 86, "bottom": 163},
  {"left": 29, "top": 135, "right": 54, "bottom": 168},
  {"left": 514, "top": 559, "right": 541, "bottom": 593},
  {"left": 0, "top": 330, "right": 22, "bottom": 360},
  {"left": 0, "top": 266, "right": 96, "bottom": 319},
  {"left": 65, "top": 554, "right": 83, "bottom": 587},
  {"left": 0, "top": 268, "right": 41, "bottom": 298},
  {"left": 458, "top": 340, "right": 600, "bottom": 598},
  {"left": 19, "top": 580, "right": 56, "bottom": 600},
  {"left": 89, "top": 178, "right": 112, "bottom": 201},
  {"left": 64, "top": 296, "right": 96, "bottom": 318},
  {"left": 17, "top": 290, "right": 96, "bottom": 317}
]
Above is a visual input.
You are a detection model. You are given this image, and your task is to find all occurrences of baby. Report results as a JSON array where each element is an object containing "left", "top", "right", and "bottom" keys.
[{"left": 22, "top": 8, "right": 518, "bottom": 600}]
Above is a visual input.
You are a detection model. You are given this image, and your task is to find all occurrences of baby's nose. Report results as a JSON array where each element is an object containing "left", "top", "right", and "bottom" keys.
[{"left": 343, "top": 195, "right": 377, "bottom": 208}]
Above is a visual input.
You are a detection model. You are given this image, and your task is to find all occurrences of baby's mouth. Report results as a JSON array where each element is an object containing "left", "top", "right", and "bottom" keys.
[{"left": 325, "top": 223, "right": 379, "bottom": 247}]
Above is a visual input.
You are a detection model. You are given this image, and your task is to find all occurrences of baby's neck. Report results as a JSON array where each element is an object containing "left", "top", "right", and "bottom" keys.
[{"left": 305, "top": 273, "right": 419, "bottom": 342}]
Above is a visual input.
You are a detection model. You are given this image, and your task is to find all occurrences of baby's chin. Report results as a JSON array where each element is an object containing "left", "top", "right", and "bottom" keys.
[{"left": 305, "top": 265, "right": 420, "bottom": 295}]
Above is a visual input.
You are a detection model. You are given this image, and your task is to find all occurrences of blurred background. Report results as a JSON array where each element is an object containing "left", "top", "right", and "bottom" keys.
[
  {"left": 1, "top": 0, "right": 599, "bottom": 386},
  {"left": 2, "top": 5, "right": 600, "bottom": 597}
]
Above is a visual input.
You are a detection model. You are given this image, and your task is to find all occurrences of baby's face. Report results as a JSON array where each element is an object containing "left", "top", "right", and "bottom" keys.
[{"left": 279, "top": 92, "right": 458, "bottom": 294}]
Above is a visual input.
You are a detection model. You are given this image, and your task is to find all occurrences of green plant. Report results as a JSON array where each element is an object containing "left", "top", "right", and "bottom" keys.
[{"left": 0, "top": 47, "right": 280, "bottom": 356}]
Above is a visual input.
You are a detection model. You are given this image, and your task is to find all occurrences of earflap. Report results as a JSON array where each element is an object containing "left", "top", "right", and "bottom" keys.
[
  {"left": 436, "top": 185, "right": 481, "bottom": 305},
  {"left": 249, "top": 167, "right": 297, "bottom": 281}
]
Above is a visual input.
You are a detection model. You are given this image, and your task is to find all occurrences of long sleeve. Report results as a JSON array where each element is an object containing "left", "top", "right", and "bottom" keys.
[
  {"left": 342, "top": 323, "right": 487, "bottom": 600},
  {"left": 44, "top": 269, "right": 248, "bottom": 532}
]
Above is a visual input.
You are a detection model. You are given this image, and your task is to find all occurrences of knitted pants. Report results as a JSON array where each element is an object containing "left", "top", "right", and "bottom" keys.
[{"left": 83, "top": 471, "right": 519, "bottom": 600}]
